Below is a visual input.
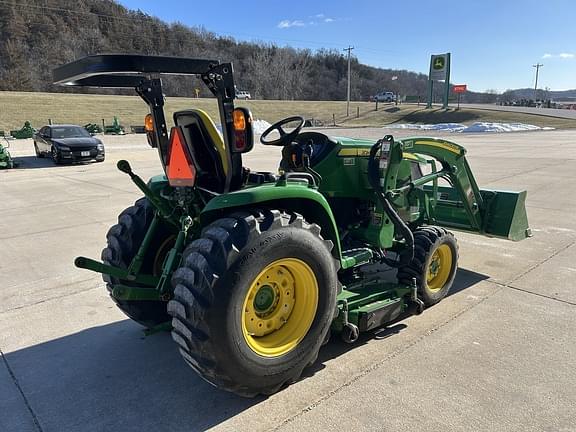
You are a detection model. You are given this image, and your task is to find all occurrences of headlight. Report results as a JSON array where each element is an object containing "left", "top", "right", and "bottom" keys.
[
  {"left": 58, "top": 145, "right": 71, "bottom": 151},
  {"left": 97, "top": 144, "right": 104, "bottom": 151}
]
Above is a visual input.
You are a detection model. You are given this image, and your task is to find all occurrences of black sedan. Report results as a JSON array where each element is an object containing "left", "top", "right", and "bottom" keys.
[{"left": 33, "top": 124, "right": 105, "bottom": 164}]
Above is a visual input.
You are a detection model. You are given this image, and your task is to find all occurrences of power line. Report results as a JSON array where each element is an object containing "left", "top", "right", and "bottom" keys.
[
  {"left": 0, "top": 1, "right": 346, "bottom": 50},
  {"left": 354, "top": 47, "right": 402, "bottom": 56},
  {"left": 0, "top": 0, "right": 157, "bottom": 24},
  {"left": 0, "top": 1, "right": 405, "bottom": 58}
]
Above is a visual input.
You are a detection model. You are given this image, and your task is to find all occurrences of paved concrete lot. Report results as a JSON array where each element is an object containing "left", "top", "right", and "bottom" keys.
[{"left": 1, "top": 128, "right": 575, "bottom": 431}]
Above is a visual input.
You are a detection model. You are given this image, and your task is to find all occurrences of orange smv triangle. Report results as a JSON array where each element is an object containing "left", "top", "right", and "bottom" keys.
[{"left": 167, "top": 127, "right": 196, "bottom": 187}]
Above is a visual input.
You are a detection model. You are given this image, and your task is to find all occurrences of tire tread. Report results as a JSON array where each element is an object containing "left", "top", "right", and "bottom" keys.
[{"left": 167, "top": 209, "right": 339, "bottom": 396}]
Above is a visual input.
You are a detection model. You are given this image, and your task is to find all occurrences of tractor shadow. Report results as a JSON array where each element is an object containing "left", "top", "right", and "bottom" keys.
[
  {"left": 447, "top": 267, "right": 490, "bottom": 296},
  {"left": 3, "top": 321, "right": 259, "bottom": 432},
  {"left": 2, "top": 268, "right": 488, "bottom": 431},
  {"left": 305, "top": 267, "right": 489, "bottom": 376}
]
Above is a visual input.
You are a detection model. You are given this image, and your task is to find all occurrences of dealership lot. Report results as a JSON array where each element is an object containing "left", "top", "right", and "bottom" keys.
[{"left": 1, "top": 129, "right": 575, "bottom": 432}]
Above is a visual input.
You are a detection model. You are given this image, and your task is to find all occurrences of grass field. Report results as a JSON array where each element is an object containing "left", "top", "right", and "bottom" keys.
[
  {"left": 0, "top": 91, "right": 366, "bottom": 131},
  {"left": 345, "top": 105, "right": 576, "bottom": 129},
  {"left": 1, "top": 91, "right": 574, "bottom": 131}
]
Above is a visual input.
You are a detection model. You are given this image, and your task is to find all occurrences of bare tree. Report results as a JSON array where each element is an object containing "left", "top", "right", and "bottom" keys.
[{"left": 0, "top": 0, "right": 443, "bottom": 101}]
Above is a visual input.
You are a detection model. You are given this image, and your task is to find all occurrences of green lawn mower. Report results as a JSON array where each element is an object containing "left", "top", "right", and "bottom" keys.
[
  {"left": 0, "top": 137, "right": 16, "bottom": 169},
  {"left": 55, "top": 55, "right": 530, "bottom": 397}
]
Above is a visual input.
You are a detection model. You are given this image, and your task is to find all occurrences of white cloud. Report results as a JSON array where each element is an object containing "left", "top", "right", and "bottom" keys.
[
  {"left": 279, "top": 14, "right": 337, "bottom": 28},
  {"left": 277, "top": 19, "right": 305, "bottom": 29},
  {"left": 541, "top": 52, "right": 575, "bottom": 59}
]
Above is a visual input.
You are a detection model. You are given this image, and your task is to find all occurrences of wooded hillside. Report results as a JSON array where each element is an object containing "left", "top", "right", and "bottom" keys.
[{"left": 1, "top": 0, "right": 455, "bottom": 101}]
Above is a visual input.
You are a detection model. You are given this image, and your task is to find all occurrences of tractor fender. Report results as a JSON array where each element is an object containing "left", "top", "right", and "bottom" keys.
[{"left": 200, "top": 182, "right": 342, "bottom": 260}]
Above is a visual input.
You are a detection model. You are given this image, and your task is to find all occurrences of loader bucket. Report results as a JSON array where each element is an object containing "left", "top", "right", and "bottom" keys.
[
  {"left": 429, "top": 186, "right": 531, "bottom": 241},
  {"left": 480, "top": 189, "right": 531, "bottom": 241}
]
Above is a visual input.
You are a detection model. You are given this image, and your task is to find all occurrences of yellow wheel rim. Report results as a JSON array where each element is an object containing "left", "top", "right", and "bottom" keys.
[
  {"left": 426, "top": 244, "right": 453, "bottom": 292},
  {"left": 241, "top": 258, "right": 318, "bottom": 357}
]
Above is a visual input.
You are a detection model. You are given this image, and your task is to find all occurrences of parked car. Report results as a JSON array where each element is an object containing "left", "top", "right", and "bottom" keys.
[
  {"left": 235, "top": 90, "right": 251, "bottom": 100},
  {"left": 372, "top": 91, "right": 396, "bottom": 102},
  {"left": 33, "top": 124, "right": 105, "bottom": 164}
]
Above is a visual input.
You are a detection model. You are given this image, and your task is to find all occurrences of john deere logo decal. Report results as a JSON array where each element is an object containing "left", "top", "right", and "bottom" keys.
[{"left": 433, "top": 57, "right": 445, "bottom": 70}]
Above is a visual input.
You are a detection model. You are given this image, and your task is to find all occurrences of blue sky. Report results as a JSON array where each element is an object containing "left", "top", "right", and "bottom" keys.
[{"left": 118, "top": 0, "right": 576, "bottom": 92}]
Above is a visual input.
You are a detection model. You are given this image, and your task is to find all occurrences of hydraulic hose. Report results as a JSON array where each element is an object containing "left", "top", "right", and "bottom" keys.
[{"left": 367, "top": 138, "right": 414, "bottom": 268}]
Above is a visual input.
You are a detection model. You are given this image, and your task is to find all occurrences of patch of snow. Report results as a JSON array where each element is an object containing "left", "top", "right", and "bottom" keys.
[
  {"left": 252, "top": 119, "right": 272, "bottom": 135},
  {"left": 215, "top": 119, "right": 271, "bottom": 136},
  {"left": 388, "top": 123, "right": 465, "bottom": 132},
  {"left": 386, "top": 122, "right": 554, "bottom": 133},
  {"left": 462, "top": 122, "right": 543, "bottom": 132}
]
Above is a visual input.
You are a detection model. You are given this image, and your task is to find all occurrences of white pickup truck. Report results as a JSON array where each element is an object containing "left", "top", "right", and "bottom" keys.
[
  {"left": 372, "top": 91, "right": 396, "bottom": 102},
  {"left": 235, "top": 90, "right": 252, "bottom": 100}
]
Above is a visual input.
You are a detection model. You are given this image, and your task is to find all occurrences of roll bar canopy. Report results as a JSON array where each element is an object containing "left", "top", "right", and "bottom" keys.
[
  {"left": 53, "top": 54, "right": 242, "bottom": 191},
  {"left": 54, "top": 55, "right": 219, "bottom": 87}
]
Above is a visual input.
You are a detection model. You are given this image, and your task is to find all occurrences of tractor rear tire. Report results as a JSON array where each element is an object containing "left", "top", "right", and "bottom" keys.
[
  {"left": 101, "top": 198, "right": 173, "bottom": 328},
  {"left": 397, "top": 226, "right": 458, "bottom": 306},
  {"left": 167, "top": 210, "right": 339, "bottom": 397}
]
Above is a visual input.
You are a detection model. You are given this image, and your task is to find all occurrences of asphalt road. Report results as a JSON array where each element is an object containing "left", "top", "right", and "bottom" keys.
[
  {"left": 449, "top": 103, "right": 576, "bottom": 120},
  {"left": 1, "top": 129, "right": 575, "bottom": 432}
]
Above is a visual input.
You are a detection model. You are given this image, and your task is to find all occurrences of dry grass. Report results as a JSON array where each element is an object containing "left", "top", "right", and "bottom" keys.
[
  {"left": 345, "top": 105, "right": 576, "bottom": 129},
  {"left": 0, "top": 91, "right": 371, "bottom": 131},
  {"left": 0, "top": 91, "right": 574, "bottom": 131}
]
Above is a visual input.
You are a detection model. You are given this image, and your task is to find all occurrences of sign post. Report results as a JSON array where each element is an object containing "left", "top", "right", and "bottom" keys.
[
  {"left": 426, "top": 53, "right": 451, "bottom": 109},
  {"left": 453, "top": 84, "right": 467, "bottom": 109}
]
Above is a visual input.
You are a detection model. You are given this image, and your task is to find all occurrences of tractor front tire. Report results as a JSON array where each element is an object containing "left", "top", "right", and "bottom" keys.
[
  {"left": 168, "top": 210, "right": 339, "bottom": 397},
  {"left": 101, "top": 198, "right": 173, "bottom": 328},
  {"left": 397, "top": 227, "right": 458, "bottom": 306}
]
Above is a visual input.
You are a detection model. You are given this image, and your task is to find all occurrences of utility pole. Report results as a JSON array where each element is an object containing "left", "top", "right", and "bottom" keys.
[
  {"left": 344, "top": 46, "right": 354, "bottom": 116},
  {"left": 532, "top": 63, "right": 543, "bottom": 101}
]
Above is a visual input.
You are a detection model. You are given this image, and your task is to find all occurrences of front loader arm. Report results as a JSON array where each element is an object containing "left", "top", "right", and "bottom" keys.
[
  {"left": 397, "top": 137, "right": 530, "bottom": 241},
  {"left": 399, "top": 137, "right": 484, "bottom": 231}
]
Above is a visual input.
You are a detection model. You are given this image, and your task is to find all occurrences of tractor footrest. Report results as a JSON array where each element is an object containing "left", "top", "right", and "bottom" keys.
[
  {"left": 357, "top": 297, "right": 403, "bottom": 332},
  {"left": 341, "top": 248, "right": 373, "bottom": 269}
]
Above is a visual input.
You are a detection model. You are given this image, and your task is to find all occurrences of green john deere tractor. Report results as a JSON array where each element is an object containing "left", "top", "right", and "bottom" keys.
[
  {"left": 1, "top": 137, "right": 16, "bottom": 169},
  {"left": 54, "top": 55, "right": 530, "bottom": 397}
]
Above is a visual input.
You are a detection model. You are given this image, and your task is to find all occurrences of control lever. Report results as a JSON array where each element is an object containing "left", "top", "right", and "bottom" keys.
[
  {"left": 302, "top": 141, "right": 322, "bottom": 185},
  {"left": 302, "top": 142, "right": 312, "bottom": 168}
]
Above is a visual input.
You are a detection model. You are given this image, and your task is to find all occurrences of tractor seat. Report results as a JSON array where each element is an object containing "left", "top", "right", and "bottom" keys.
[
  {"left": 292, "top": 132, "right": 337, "bottom": 167},
  {"left": 280, "top": 132, "right": 337, "bottom": 172},
  {"left": 173, "top": 109, "right": 229, "bottom": 193}
]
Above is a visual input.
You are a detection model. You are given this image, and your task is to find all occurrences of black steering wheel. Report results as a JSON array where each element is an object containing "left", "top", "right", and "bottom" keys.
[{"left": 260, "top": 116, "right": 305, "bottom": 146}]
